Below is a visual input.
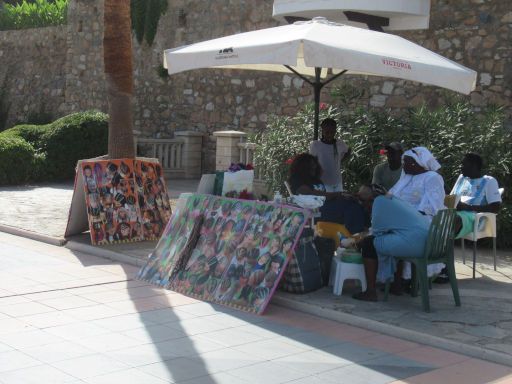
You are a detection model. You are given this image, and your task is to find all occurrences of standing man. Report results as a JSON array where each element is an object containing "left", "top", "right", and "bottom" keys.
[
  {"left": 309, "top": 118, "right": 350, "bottom": 192},
  {"left": 372, "top": 142, "right": 403, "bottom": 190}
]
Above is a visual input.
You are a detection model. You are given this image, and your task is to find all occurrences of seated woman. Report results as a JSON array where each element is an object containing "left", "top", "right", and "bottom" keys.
[
  {"left": 353, "top": 190, "right": 431, "bottom": 301},
  {"left": 388, "top": 147, "right": 446, "bottom": 285},
  {"left": 354, "top": 147, "right": 445, "bottom": 301},
  {"left": 389, "top": 147, "right": 445, "bottom": 218},
  {"left": 288, "top": 153, "right": 366, "bottom": 234}
]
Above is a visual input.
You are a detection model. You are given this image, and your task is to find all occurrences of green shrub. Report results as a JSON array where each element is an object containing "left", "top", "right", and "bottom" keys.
[
  {"left": 3, "top": 123, "right": 48, "bottom": 149},
  {"left": 0, "top": 110, "right": 108, "bottom": 184},
  {"left": 0, "top": 135, "right": 35, "bottom": 184},
  {"left": 0, "top": 0, "right": 68, "bottom": 31},
  {"left": 41, "top": 111, "right": 108, "bottom": 180}
]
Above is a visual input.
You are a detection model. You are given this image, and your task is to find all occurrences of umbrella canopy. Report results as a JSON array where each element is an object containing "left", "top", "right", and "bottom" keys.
[{"left": 164, "top": 17, "right": 477, "bottom": 139}]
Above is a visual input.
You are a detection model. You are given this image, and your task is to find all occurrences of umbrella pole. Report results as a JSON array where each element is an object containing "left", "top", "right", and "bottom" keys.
[
  {"left": 313, "top": 67, "right": 322, "bottom": 140},
  {"left": 283, "top": 66, "right": 347, "bottom": 140}
]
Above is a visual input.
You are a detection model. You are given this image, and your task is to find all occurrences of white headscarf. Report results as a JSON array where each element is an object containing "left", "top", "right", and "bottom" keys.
[{"left": 403, "top": 147, "right": 441, "bottom": 171}]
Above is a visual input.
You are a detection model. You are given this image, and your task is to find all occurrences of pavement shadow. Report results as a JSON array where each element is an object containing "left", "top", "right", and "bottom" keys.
[
  {"left": 64, "top": 248, "right": 512, "bottom": 383},
  {"left": 67, "top": 249, "right": 219, "bottom": 383}
]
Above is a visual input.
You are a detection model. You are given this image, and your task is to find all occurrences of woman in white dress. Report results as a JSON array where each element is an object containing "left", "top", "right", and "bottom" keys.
[{"left": 388, "top": 147, "right": 446, "bottom": 290}]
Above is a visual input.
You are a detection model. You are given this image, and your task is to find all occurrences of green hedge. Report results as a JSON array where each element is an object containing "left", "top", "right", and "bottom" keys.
[
  {"left": 41, "top": 111, "right": 109, "bottom": 179},
  {"left": 0, "top": 110, "right": 108, "bottom": 184},
  {"left": 0, "top": 135, "right": 36, "bottom": 184},
  {"left": 0, "top": 0, "right": 68, "bottom": 31}
]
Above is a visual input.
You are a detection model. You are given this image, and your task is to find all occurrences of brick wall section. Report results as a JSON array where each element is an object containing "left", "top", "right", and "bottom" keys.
[{"left": 0, "top": 0, "right": 510, "bottom": 171}]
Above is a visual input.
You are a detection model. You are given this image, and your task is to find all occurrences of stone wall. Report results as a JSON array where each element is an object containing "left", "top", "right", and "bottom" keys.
[
  {"left": 0, "top": 26, "right": 67, "bottom": 127},
  {"left": 0, "top": 0, "right": 510, "bottom": 172},
  {"left": 63, "top": 0, "right": 106, "bottom": 114}
]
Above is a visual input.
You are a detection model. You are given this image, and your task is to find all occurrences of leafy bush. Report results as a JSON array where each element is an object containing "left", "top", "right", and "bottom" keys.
[
  {"left": 0, "top": 135, "right": 36, "bottom": 184},
  {"left": 41, "top": 111, "right": 109, "bottom": 179},
  {"left": 2, "top": 123, "right": 48, "bottom": 149},
  {"left": 254, "top": 97, "right": 512, "bottom": 248},
  {"left": 0, "top": 0, "right": 68, "bottom": 31},
  {"left": 0, "top": 111, "right": 108, "bottom": 184}
]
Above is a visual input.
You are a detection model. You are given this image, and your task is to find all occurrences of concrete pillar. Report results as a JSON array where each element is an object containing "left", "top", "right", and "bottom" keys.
[
  {"left": 174, "top": 131, "right": 203, "bottom": 179},
  {"left": 213, "top": 130, "right": 247, "bottom": 171}
]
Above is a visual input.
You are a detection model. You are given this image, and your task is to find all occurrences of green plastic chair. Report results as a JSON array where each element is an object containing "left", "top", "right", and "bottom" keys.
[{"left": 384, "top": 209, "right": 461, "bottom": 312}]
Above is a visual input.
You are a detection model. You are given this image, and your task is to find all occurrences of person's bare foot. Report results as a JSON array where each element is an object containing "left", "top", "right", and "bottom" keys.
[{"left": 352, "top": 291, "right": 377, "bottom": 302}]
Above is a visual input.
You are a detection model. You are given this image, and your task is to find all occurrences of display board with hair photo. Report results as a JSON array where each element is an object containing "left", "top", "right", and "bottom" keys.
[
  {"left": 80, "top": 158, "right": 172, "bottom": 245},
  {"left": 137, "top": 194, "right": 308, "bottom": 315},
  {"left": 137, "top": 194, "right": 211, "bottom": 286},
  {"left": 135, "top": 159, "right": 172, "bottom": 241}
]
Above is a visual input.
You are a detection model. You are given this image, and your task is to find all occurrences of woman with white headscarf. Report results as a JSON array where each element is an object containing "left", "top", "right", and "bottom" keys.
[
  {"left": 353, "top": 147, "right": 445, "bottom": 302},
  {"left": 389, "top": 147, "right": 445, "bottom": 217},
  {"left": 389, "top": 147, "right": 445, "bottom": 288}
]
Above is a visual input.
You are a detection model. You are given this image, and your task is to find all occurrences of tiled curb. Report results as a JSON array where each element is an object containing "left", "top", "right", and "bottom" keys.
[
  {"left": 0, "top": 224, "right": 66, "bottom": 246},
  {"left": 272, "top": 295, "right": 512, "bottom": 367}
]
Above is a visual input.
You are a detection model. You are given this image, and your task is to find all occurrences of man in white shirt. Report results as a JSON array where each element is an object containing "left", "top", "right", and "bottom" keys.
[
  {"left": 309, "top": 118, "right": 350, "bottom": 192},
  {"left": 451, "top": 153, "right": 501, "bottom": 236}
]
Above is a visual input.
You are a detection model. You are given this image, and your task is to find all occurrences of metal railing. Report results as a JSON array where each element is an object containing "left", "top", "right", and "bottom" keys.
[{"left": 135, "top": 137, "right": 185, "bottom": 173}]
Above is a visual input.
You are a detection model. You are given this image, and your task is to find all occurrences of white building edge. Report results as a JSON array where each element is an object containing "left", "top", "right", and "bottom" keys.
[{"left": 272, "top": 0, "right": 431, "bottom": 31}]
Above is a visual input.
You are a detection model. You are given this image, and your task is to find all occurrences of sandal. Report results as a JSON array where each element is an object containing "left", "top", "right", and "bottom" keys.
[{"left": 352, "top": 291, "right": 378, "bottom": 302}]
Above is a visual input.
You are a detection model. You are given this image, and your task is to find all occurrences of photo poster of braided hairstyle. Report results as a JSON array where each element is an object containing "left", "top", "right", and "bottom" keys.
[{"left": 138, "top": 193, "right": 309, "bottom": 315}]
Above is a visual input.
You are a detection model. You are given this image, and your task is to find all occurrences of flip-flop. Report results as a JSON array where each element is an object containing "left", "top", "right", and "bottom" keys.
[{"left": 352, "top": 291, "right": 377, "bottom": 302}]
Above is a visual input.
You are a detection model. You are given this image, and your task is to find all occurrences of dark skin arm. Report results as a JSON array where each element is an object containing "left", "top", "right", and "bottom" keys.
[{"left": 457, "top": 201, "right": 501, "bottom": 214}]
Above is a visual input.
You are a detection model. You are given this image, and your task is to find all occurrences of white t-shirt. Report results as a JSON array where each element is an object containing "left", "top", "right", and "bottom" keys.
[
  {"left": 309, "top": 140, "right": 348, "bottom": 188},
  {"left": 450, "top": 174, "right": 502, "bottom": 205}
]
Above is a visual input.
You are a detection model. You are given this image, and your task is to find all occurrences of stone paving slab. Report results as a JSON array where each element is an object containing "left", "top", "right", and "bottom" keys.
[
  {"left": 0, "top": 183, "right": 74, "bottom": 238},
  {"left": 1, "top": 231, "right": 512, "bottom": 384}
]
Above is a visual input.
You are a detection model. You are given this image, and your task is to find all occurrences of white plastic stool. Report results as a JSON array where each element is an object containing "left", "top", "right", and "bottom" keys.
[{"left": 331, "top": 256, "right": 367, "bottom": 296}]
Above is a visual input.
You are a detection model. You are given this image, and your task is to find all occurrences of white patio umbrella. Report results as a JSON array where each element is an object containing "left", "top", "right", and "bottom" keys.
[{"left": 164, "top": 17, "right": 477, "bottom": 139}]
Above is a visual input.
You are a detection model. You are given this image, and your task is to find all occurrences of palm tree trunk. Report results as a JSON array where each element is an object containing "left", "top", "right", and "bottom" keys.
[{"left": 104, "top": 0, "right": 135, "bottom": 159}]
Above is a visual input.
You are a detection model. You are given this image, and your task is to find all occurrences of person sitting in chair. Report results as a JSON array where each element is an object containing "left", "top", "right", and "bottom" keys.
[
  {"left": 451, "top": 153, "right": 502, "bottom": 238},
  {"left": 288, "top": 153, "right": 366, "bottom": 234},
  {"left": 353, "top": 185, "right": 431, "bottom": 302}
]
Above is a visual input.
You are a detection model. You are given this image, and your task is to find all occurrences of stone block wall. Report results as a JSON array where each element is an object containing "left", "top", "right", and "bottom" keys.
[
  {"left": 0, "top": 0, "right": 510, "bottom": 172},
  {"left": 0, "top": 26, "right": 67, "bottom": 127}
]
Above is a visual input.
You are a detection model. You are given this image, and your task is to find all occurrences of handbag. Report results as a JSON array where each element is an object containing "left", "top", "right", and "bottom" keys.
[{"left": 281, "top": 227, "right": 323, "bottom": 293}]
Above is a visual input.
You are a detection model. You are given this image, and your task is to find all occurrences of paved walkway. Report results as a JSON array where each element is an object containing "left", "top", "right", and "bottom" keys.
[
  {"left": 1, "top": 232, "right": 511, "bottom": 384},
  {"left": 1, "top": 181, "right": 512, "bottom": 367}
]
